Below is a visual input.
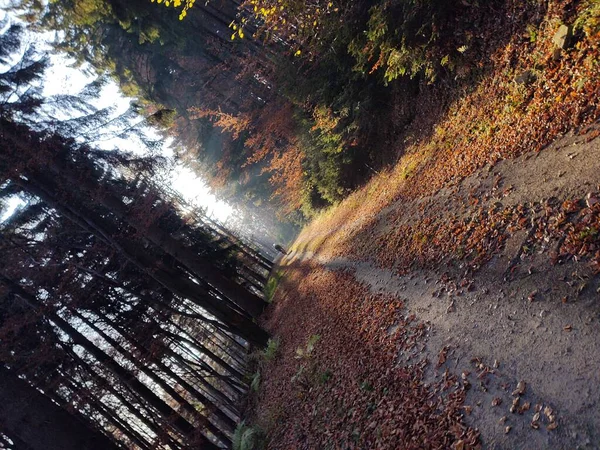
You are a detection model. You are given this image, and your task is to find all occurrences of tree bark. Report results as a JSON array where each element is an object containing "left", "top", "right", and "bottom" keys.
[
  {"left": 0, "top": 274, "right": 218, "bottom": 448},
  {"left": 0, "top": 366, "right": 120, "bottom": 450},
  {"left": 75, "top": 312, "right": 233, "bottom": 446},
  {"left": 16, "top": 176, "right": 269, "bottom": 347}
]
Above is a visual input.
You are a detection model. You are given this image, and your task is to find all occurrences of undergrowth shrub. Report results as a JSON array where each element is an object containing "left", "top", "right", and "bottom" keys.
[
  {"left": 575, "top": 0, "right": 600, "bottom": 38},
  {"left": 262, "top": 338, "right": 280, "bottom": 361},
  {"left": 263, "top": 272, "right": 283, "bottom": 303},
  {"left": 232, "top": 422, "right": 265, "bottom": 450},
  {"left": 250, "top": 371, "right": 261, "bottom": 392}
]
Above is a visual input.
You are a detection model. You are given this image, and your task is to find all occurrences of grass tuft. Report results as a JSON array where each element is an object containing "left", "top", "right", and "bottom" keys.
[
  {"left": 264, "top": 271, "right": 284, "bottom": 303},
  {"left": 250, "top": 371, "right": 261, "bottom": 392},
  {"left": 232, "top": 421, "right": 264, "bottom": 450},
  {"left": 262, "top": 338, "right": 280, "bottom": 361}
]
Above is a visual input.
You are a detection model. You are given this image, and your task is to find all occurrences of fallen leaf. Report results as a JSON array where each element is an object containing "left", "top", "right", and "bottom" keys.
[
  {"left": 512, "top": 380, "right": 526, "bottom": 396},
  {"left": 510, "top": 397, "right": 520, "bottom": 413},
  {"left": 518, "top": 401, "right": 531, "bottom": 414},
  {"left": 437, "top": 346, "right": 449, "bottom": 367}
]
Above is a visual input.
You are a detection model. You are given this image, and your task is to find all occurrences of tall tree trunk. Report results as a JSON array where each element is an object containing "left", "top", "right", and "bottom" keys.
[
  {"left": 59, "top": 374, "right": 153, "bottom": 450},
  {"left": 166, "top": 335, "right": 247, "bottom": 396},
  {"left": 0, "top": 429, "right": 34, "bottom": 450},
  {"left": 241, "top": 264, "right": 268, "bottom": 285},
  {"left": 0, "top": 274, "right": 218, "bottom": 449},
  {"left": 199, "top": 323, "right": 248, "bottom": 370},
  {"left": 91, "top": 398, "right": 152, "bottom": 450},
  {"left": 16, "top": 177, "right": 269, "bottom": 347},
  {"left": 162, "top": 343, "right": 240, "bottom": 413},
  {"left": 100, "top": 314, "right": 239, "bottom": 434},
  {"left": 164, "top": 321, "right": 246, "bottom": 382},
  {"left": 41, "top": 158, "right": 268, "bottom": 319},
  {"left": 0, "top": 366, "right": 120, "bottom": 450},
  {"left": 65, "top": 345, "right": 184, "bottom": 450},
  {"left": 75, "top": 312, "right": 233, "bottom": 446}
]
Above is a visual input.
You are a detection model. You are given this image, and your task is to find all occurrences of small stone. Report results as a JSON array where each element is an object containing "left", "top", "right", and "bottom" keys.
[
  {"left": 553, "top": 24, "right": 573, "bottom": 50},
  {"left": 505, "top": 426, "right": 512, "bottom": 434},
  {"left": 515, "top": 70, "right": 535, "bottom": 85}
]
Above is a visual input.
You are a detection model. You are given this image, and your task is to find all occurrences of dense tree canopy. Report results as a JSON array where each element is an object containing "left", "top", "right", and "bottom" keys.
[
  {"left": 17, "top": 0, "right": 561, "bottom": 225},
  {"left": 0, "top": 18, "right": 275, "bottom": 448}
]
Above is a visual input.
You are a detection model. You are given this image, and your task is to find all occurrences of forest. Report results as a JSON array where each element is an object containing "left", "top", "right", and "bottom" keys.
[
  {"left": 1, "top": 0, "right": 600, "bottom": 448},
  {"left": 15, "top": 0, "right": 522, "bottom": 223},
  {"left": 1, "top": 5, "right": 274, "bottom": 447}
]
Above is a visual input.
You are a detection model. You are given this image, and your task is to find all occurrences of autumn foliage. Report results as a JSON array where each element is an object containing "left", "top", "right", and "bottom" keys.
[
  {"left": 193, "top": 100, "right": 306, "bottom": 215},
  {"left": 255, "top": 263, "right": 479, "bottom": 448}
]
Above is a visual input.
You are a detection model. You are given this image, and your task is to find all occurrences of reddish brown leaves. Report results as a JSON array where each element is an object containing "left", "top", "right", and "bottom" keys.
[{"left": 255, "top": 264, "right": 478, "bottom": 449}]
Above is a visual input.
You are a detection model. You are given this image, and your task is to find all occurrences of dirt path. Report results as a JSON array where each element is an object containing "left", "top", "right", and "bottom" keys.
[{"left": 277, "top": 123, "right": 600, "bottom": 449}]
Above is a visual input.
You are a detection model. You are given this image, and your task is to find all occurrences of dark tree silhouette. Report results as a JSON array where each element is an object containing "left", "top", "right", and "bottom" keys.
[{"left": 0, "top": 20, "right": 273, "bottom": 449}]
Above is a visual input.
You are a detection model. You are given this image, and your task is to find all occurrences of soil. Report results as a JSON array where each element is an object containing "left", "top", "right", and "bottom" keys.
[{"left": 272, "top": 121, "right": 600, "bottom": 449}]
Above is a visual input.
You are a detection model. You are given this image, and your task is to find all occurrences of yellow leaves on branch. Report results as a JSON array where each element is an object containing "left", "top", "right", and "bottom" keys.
[
  {"left": 150, "top": 0, "right": 194, "bottom": 20},
  {"left": 229, "top": 17, "right": 249, "bottom": 40},
  {"left": 189, "top": 107, "right": 251, "bottom": 140},
  {"left": 236, "top": 0, "right": 339, "bottom": 54},
  {"left": 266, "top": 145, "right": 305, "bottom": 213},
  {"left": 149, "top": 0, "right": 338, "bottom": 52}
]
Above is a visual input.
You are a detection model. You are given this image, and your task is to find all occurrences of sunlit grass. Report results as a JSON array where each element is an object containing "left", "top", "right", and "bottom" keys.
[
  {"left": 264, "top": 271, "right": 284, "bottom": 302},
  {"left": 262, "top": 338, "right": 280, "bottom": 361}
]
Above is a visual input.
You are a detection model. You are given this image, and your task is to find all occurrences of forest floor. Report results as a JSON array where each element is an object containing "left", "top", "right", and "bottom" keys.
[
  {"left": 251, "top": 122, "right": 600, "bottom": 449},
  {"left": 248, "top": 15, "right": 600, "bottom": 449}
]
